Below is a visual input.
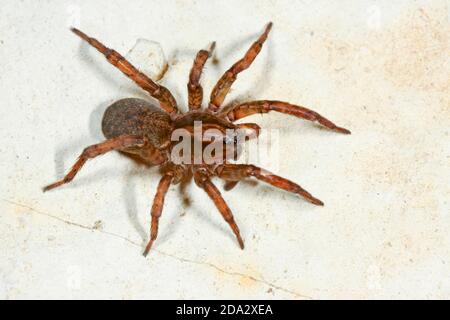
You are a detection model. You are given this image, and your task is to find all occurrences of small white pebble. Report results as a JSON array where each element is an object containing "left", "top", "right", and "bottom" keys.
[{"left": 125, "top": 39, "right": 167, "bottom": 81}]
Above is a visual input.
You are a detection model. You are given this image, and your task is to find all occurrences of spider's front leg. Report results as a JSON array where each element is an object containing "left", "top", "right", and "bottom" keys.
[
  {"left": 222, "top": 100, "right": 351, "bottom": 134},
  {"left": 216, "top": 164, "right": 324, "bottom": 206},
  {"left": 194, "top": 169, "right": 244, "bottom": 249},
  {"left": 43, "top": 135, "right": 145, "bottom": 192}
]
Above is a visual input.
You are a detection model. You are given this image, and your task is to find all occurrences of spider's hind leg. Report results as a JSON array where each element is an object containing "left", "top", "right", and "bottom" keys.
[
  {"left": 43, "top": 135, "right": 145, "bottom": 192},
  {"left": 71, "top": 28, "right": 179, "bottom": 114}
]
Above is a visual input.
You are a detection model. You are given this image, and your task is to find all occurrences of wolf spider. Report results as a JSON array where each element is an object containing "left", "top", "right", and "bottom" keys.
[{"left": 44, "top": 23, "right": 350, "bottom": 256}]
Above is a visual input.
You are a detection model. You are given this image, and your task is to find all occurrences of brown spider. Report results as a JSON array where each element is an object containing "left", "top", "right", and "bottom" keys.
[{"left": 44, "top": 23, "right": 350, "bottom": 256}]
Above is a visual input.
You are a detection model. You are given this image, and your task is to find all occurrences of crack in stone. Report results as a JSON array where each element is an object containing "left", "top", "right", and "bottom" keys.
[
  {"left": 158, "top": 250, "right": 312, "bottom": 299},
  {"left": 3, "top": 198, "right": 311, "bottom": 299}
]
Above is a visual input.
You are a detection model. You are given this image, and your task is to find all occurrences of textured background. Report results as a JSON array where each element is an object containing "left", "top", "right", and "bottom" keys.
[{"left": 1, "top": 0, "right": 449, "bottom": 299}]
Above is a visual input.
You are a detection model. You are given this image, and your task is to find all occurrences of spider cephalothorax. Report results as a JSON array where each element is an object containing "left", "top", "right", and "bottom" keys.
[{"left": 44, "top": 23, "right": 350, "bottom": 256}]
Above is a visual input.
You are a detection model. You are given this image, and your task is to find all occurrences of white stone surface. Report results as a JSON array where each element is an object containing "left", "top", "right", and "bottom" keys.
[{"left": 0, "top": 0, "right": 449, "bottom": 299}]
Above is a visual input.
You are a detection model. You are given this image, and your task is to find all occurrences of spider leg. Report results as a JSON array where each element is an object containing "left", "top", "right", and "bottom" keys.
[
  {"left": 224, "top": 180, "right": 239, "bottom": 191},
  {"left": 143, "top": 174, "right": 173, "bottom": 256},
  {"left": 71, "top": 28, "right": 179, "bottom": 114},
  {"left": 43, "top": 135, "right": 144, "bottom": 192},
  {"left": 216, "top": 164, "right": 324, "bottom": 206},
  {"left": 222, "top": 100, "right": 351, "bottom": 134},
  {"left": 188, "top": 42, "right": 216, "bottom": 110},
  {"left": 194, "top": 170, "right": 244, "bottom": 249},
  {"left": 208, "top": 22, "right": 272, "bottom": 112}
]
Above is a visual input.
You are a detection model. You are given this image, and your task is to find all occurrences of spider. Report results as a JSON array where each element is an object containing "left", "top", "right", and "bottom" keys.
[{"left": 44, "top": 22, "right": 350, "bottom": 256}]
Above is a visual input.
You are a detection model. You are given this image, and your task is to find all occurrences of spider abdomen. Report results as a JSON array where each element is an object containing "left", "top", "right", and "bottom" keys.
[{"left": 102, "top": 98, "right": 173, "bottom": 148}]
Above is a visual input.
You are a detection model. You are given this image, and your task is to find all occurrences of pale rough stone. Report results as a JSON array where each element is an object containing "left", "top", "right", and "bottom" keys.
[{"left": 0, "top": 0, "right": 449, "bottom": 299}]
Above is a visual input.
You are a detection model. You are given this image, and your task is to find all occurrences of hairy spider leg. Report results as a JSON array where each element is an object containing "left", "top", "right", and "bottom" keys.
[
  {"left": 194, "top": 170, "right": 245, "bottom": 249},
  {"left": 143, "top": 174, "right": 173, "bottom": 256},
  {"left": 208, "top": 22, "right": 272, "bottom": 111},
  {"left": 222, "top": 100, "right": 351, "bottom": 134},
  {"left": 43, "top": 135, "right": 145, "bottom": 192},
  {"left": 216, "top": 164, "right": 324, "bottom": 206},
  {"left": 71, "top": 28, "right": 179, "bottom": 114},
  {"left": 188, "top": 42, "right": 216, "bottom": 110}
]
